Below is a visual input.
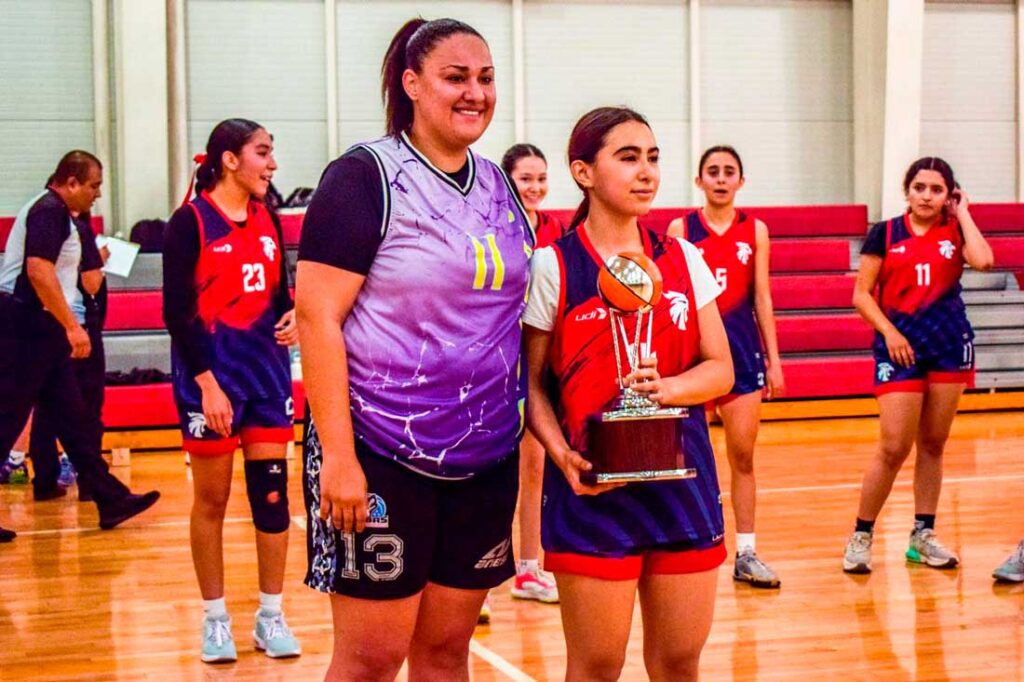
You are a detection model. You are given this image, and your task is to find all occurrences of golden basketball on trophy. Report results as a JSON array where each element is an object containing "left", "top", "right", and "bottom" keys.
[{"left": 582, "top": 253, "right": 695, "bottom": 484}]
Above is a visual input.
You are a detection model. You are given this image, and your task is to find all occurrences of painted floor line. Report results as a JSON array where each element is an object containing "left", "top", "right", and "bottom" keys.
[{"left": 469, "top": 639, "right": 536, "bottom": 682}]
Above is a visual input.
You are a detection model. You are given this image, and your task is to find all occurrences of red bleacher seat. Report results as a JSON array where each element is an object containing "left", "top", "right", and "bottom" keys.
[
  {"left": 770, "top": 239, "right": 850, "bottom": 273},
  {"left": 1, "top": 215, "right": 104, "bottom": 250},
  {"left": 771, "top": 274, "right": 856, "bottom": 311},
  {"left": 970, "top": 204, "right": 1024, "bottom": 233},
  {"left": 106, "top": 291, "right": 164, "bottom": 331},
  {"left": 776, "top": 314, "right": 872, "bottom": 353},
  {"left": 782, "top": 356, "right": 875, "bottom": 398},
  {"left": 990, "top": 236, "right": 1024, "bottom": 269},
  {"left": 279, "top": 212, "right": 304, "bottom": 247},
  {"left": 103, "top": 380, "right": 306, "bottom": 429}
]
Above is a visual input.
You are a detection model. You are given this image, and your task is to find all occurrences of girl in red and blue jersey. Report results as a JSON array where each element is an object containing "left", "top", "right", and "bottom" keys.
[
  {"left": 163, "top": 119, "right": 300, "bottom": 663},
  {"left": 497, "top": 143, "right": 565, "bottom": 610},
  {"left": 843, "top": 157, "right": 993, "bottom": 575},
  {"left": 667, "top": 146, "right": 785, "bottom": 588},
  {"left": 524, "top": 107, "right": 733, "bottom": 681}
]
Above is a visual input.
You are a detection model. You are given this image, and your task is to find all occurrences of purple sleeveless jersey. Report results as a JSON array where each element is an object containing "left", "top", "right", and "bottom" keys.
[{"left": 340, "top": 134, "right": 533, "bottom": 479}]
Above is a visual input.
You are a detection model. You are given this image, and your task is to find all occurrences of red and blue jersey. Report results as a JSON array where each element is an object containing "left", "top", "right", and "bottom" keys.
[
  {"left": 861, "top": 213, "right": 973, "bottom": 356},
  {"left": 683, "top": 209, "right": 765, "bottom": 381},
  {"left": 541, "top": 225, "right": 724, "bottom": 556},
  {"left": 534, "top": 210, "right": 567, "bottom": 249},
  {"left": 170, "top": 192, "right": 291, "bottom": 403}
]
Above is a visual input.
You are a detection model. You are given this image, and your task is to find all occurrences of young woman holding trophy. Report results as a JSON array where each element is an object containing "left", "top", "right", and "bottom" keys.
[{"left": 523, "top": 106, "right": 734, "bottom": 681}]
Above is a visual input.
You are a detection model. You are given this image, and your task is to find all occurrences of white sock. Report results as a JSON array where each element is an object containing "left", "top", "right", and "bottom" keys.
[
  {"left": 736, "top": 533, "right": 756, "bottom": 554},
  {"left": 8, "top": 450, "right": 25, "bottom": 466},
  {"left": 517, "top": 559, "right": 540, "bottom": 575},
  {"left": 259, "top": 592, "right": 282, "bottom": 615},
  {"left": 203, "top": 597, "right": 227, "bottom": 620}
]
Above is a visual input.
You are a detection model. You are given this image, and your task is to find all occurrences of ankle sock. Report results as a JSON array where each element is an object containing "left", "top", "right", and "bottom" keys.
[
  {"left": 914, "top": 514, "right": 936, "bottom": 532},
  {"left": 736, "top": 533, "right": 756, "bottom": 554},
  {"left": 855, "top": 518, "right": 875, "bottom": 534},
  {"left": 517, "top": 559, "right": 540, "bottom": 575},
  {"left": 258, "top": 591, "right": 282, "bottom": 616},
  {"left": 203, "top": 597, "right": 227, "bottom": 620},
  {"left": 8, "top": 450, "right": 25, "bottom": 466}
]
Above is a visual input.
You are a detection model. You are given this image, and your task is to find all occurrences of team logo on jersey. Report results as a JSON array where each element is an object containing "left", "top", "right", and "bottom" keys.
[
  {"left": 877, "top": 362, "right": 895, "bottom": 382},
  {"left": 938, "top": 240, "right": 956, "bottom": 260},
  {"left": 259, "top": 236, "right": 277, "bottom": 262},
  {"left": 889, "top": 245, "right": 906, "bottom": 254},
  {"left": 268, "top": 463, "right": 282, "bottom": 475},
  {"left": 365, "top": 493, "right": 390, "bottom": 529},
  {"left": 664, "top": 290, "right": 689, "bottom": 330},
  {"left": 574, "top": 306, "right": 608, "bottom": 322},
  {"left": 284, "top": 397, "right": 294, "bottom": 417},
  {"left": 187, "top": 411, "right": 207, "bottom": 438},
  {"left": 736, "top": 241, "right": 753, "bottom": 265},
  {"left": 475, "top": 538, "right": 511, "bottom": 569},
  {"left": 212, "top": 244, "right": 233, "bottom": 254}
]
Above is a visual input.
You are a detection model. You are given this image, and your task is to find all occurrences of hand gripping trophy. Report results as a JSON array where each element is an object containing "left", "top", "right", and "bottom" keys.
[{"left": 582, "top": 252, "right": 696, "bottom": 484}]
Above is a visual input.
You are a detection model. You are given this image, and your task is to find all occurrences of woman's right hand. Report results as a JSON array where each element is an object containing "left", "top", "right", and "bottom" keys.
[
  {"left": 552, "top": 448, "right": 626, "bottom": 496},
  {"left": 319, "top": 456, "right": 368, "bottom": 533},
  {"left": 198, "top": 376, "right": 234, "bottom": 437},
  {"left": 884, "top": 328, "right": 915, "bottom": 368}
]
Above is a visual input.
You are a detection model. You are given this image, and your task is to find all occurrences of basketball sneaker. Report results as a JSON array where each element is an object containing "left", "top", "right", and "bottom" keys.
[
  {"left": 253, "top": 609, "right": 301, "bottom": 658},
  {"left": 0, "top": 456, "right": 28, "bottom": 485},
  {"left": 906, "top": 528, "right": 959, "bottom": 569},
  {"left": 511, "top": 567, "right": 559, "bottom": 603},
  {"left": 733, "top": 550, "right": 781, "bottom": 588},
  {"left": 843, "top": 531, "right": 874, "bottom": 574},
  {"left": 57, "top": 454, "right": 77, "bottom": 488},
  {"left": 201, "top": 615, "right": 237, "bottom": 663},
  {"left": 992, "top": 541, "right": 1024, "bottom": 583},
  {"left": 477, "top": 593, "right": 492, "bottom": 625}
]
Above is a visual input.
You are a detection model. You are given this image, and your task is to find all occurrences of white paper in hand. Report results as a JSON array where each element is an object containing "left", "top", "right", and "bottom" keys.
[{"left": 96, "top": 236, "right": 141, "bottom": 278}]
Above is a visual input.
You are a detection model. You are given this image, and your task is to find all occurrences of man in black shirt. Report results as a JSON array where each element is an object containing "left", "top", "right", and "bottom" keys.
[{"left": 0, "top": 151, "right": 159, "bottom": 538}]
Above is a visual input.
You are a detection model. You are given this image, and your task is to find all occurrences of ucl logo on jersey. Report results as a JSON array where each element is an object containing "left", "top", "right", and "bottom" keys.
[
  {"left": 664, "top": 290, "right": 689, "bottom": 330},
  {"left": 736, "top": 241, "right": 752, "bottom": 265},
  {"left": 877, "top": 362, "right": 895, "bottom": 382},
  {"left": 938, "top": 240, "right": 956, "bottom": 260},
  {"left": 260, "top": 236, "right": 277, "bottom": 262},
  {"left": 574, "top": 306, "right": 608, "bottom": 323}
]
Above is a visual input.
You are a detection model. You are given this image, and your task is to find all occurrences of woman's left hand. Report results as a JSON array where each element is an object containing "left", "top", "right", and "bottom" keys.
[
  {"left": 274, "top": 309, "right": 299, "bottom": 346},
  {"left": 624, "top": 354, "right": 666, "bottom": 404},
  {"left": 765, "top": 362, "right": 785, "bottom": 400}
]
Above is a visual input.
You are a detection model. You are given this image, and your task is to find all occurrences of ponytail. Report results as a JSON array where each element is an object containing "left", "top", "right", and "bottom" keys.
[{"left": 568, "top": 195, "right": 590, "bottom": 232}]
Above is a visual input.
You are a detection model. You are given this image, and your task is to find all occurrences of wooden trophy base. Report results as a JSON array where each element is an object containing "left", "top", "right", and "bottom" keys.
[{"left": 582, "top": 408, "right": 695, "bottom": 484}]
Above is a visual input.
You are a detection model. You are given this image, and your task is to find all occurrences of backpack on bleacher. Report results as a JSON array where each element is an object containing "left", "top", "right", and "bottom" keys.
[{"left": 130, "top": 218, "right": 167, "bottom": 253}]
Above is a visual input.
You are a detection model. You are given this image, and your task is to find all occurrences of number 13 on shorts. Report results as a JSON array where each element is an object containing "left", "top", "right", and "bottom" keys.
[{"left": 340, "top": 532, "right": 405, "bottom": 582}]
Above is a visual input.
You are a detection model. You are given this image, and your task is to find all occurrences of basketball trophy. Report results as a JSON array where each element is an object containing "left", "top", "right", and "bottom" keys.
[{"left": 581, "top": 253, "right": 696, "bottom": 484}]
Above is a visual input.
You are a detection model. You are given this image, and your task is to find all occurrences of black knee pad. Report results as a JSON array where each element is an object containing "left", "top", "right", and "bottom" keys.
[{"left": 244, "top": 459, "right": 290, "bottom": 534}]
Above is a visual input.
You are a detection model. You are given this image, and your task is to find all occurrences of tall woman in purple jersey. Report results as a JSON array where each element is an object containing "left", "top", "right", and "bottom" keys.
[
  {"left": 844, "top": 158, "right": 993, "bottom": 575},
  {"left": 297, "top": 18, "right": 531, "bottom": 680},
  {"left": 524, "top": 108, "right": 733, "bottom": 681},
  {"left": 667, "top": 146, "right": 786, "bottom": 588},
  {"left": 164, "top": 119, "right": 301, "bottom": 663}
]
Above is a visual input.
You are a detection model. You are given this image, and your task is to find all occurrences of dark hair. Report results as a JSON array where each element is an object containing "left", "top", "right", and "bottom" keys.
[
  {"left": 195, "top": 118, "right": 264, "bottom": 193},
  {"left": 566, "top": 107, "right": 651, "bottom": 230},
  {"left": 501, "top": 143, "right": 546, "bottom": 175},
  {"left": 698, "top": 145, "right": 743, "bottom": 177},
  {"left": 51, "top": 150, "right": 102, "bottom": 186},
  {"left": 903, "top": 156, "right": 955, "bottom": 194},
  {"left": 381, "top": 18, "right": 486, "bottom": 137}
]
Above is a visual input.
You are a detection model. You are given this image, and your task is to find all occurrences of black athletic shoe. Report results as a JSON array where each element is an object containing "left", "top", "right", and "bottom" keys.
[
  {"left": 98, "top": 490, "right": 160, "bottom": 530},
  {"left": 0, "top": 526, "right": 15, "bottom": 542}
]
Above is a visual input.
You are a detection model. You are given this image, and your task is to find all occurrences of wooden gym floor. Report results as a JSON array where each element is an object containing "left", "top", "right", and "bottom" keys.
[{"left": 1, "top": 412, "right": 1022, "bottom": 681}]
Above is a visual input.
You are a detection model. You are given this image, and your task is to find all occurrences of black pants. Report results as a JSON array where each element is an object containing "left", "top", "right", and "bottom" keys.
[
  {"left": 29, "top": 323, "right": 105, "bottom": 494},
  {"left": 0, "top": 295, "right": 127, "bottom": 505}
]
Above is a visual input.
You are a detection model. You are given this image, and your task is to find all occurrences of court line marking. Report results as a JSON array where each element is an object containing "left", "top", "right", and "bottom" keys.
[
  {"left": 743, "top": 472, "right": 1024, "bottom": 496},
  {"left": 469, "top": 639, "right": 536, "bottom": 681},
  {"left": 13, "top": 473, "right": 1024, "bottom": 538}
]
